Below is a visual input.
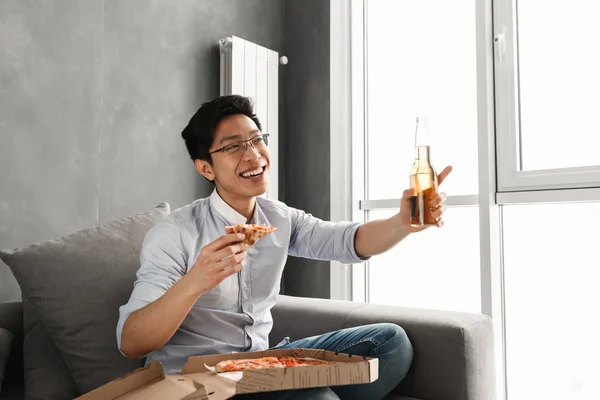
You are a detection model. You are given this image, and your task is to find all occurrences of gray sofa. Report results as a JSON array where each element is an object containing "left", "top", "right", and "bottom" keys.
[
  {"left": 0, "top": 294, "right": 495, "bottom": 399},
  {"left": 0, "top": 203, "right": 496, "bottom": 399}
]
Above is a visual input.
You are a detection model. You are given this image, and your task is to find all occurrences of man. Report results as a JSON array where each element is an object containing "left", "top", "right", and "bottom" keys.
[{"left": 117, "top": 95, "right": 451, "bottom": 399}]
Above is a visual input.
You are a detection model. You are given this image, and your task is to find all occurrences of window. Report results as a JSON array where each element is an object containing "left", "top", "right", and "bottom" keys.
[
  {"left": 517, "top": 1, "right": 600, "bottom": 171},
  {"left": 367, "top": 207, "right": 481, "bottom": 313},
  {"left": 503, "top": 202, "right": 600, "bottom": 400},
  {"left": 333, "top": 1, "right": 600, "bottom": 398},
  {"left": 495, "top": 0, "right": 600, "bottom": 191},
  {"left": 366, "top": 0, "right": 479, "bottom": 198},
  {"left": 359, "top": 0, "right": 480, "bottom": 313}
]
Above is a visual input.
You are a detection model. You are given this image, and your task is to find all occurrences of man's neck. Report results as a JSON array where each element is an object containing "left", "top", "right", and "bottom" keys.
[{"left": 215, "top": 187, "right": 256, "bottom": 223}]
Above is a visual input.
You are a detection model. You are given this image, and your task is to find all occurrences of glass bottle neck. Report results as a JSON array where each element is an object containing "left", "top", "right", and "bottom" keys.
[
  {"left": 414, "top": 117, "right": 430, "bottom": 148},
  {"left": 414, "top": 145, "right": 431, "bottom": 160},
  {"left": 414, "top": 117, "right": 431, "bottom": 160}
]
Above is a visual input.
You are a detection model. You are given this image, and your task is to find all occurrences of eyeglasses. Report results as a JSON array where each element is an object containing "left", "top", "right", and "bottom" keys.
[{"left": 209, "top": 134, "right": 270, "bottom": 157}]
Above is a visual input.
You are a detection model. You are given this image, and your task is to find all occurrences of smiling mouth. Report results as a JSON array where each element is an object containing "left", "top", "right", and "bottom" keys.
[{"left": 240, "top": 166, "right": 266, "bottom": 179}]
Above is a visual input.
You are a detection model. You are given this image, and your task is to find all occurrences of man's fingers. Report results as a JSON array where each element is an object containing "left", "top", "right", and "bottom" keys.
[
  {"left": 218, "top": 261, "right": 244, "bottom": 279},
  {"left": 401, "top": 188, "right": 414, "bottom": 205},
  {"left": 215, "top": 251, "right": 246, "bottom": 271},
  {"left": 403, "top": 166, "right": 451, "bottom": 207},
  {"left": 214, "top": 242, "right": 248, "bottom": 261},
  {"left": 431, "top": 204, "right": 446, "bottom": 219},
  {"left": 437, "top": 165, "right": 453, "bottom": 186},
  {"left": 430, "top": 193, "right": 447, "bottom": 208},
  {"left": 204, "top": 233, "right": 246, "bottom": 252}
]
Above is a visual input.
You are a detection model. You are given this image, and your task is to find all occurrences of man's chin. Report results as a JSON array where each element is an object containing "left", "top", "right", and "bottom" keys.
[
  {"left": 234, "top": 180, "right": 268, "bottom": 196},
  {"left": 248, "top": 184, "right": 269, "bottom": 198}
]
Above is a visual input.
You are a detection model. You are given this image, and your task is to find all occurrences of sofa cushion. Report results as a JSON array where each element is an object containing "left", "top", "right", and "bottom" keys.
[
  {"left": 22, "top": 296, "right": 80, "bottom": 399},
  {"left": 0, "top": 327, "right": 13, "bottom": 395},
  {"left": 0, "top": 202, "right": 170, "bottom": 394}
]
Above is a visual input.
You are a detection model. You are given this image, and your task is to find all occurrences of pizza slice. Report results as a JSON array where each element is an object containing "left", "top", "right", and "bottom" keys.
[
  {"left": 225, "top": 223, "right": 277, "bottom": 246},
  {"left": 214, "top": 356, "right": 334, "bottom": 372},
  {"left": 278, "top": 357, "right": 331, "bottom": 367},
  {"left": 215, "top": 356, "right": 284, "bottom": 373}
]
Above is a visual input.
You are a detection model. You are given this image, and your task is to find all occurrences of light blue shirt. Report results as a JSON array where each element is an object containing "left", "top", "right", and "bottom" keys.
[{"left": 116, "top": 189, "right": 366, "bottom": 374}]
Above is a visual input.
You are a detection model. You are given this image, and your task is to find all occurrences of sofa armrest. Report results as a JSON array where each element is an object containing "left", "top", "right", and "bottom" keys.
[
  {"left": 271, "top": 295, "right": 496, "bottom": 400},
  {"left": 0, "top": 301, "right": 24, "bottom": 397},
  {"left": 0, "top": 302, "right": 22, "bottom": 338}
]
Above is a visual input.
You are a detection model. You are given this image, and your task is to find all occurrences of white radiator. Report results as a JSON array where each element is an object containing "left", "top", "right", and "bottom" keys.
[{"left": 219, "top": 36, "right": 280, "bottom": 200}]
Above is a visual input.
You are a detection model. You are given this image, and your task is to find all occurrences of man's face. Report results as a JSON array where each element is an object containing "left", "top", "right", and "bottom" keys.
[{"left": 197, "top": 114, "right": 270, "bottom": 199}]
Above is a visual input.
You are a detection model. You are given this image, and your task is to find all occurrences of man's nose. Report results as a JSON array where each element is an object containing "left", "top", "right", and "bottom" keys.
[{"left": 243, "top": 141, "right": 261, "bottom": 160}]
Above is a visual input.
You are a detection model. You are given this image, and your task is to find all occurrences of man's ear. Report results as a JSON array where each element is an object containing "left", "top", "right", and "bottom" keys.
[{"left": 194, "top": 159, "right": 215, "bottom": 182}]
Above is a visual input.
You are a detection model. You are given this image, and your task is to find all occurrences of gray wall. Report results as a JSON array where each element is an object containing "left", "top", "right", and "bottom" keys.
[
  {"left": 281, "top": 0, "right": 331, "bottom": 299},
  {"left": 0, "top": 0, "right": 285, "bottom": 302}
]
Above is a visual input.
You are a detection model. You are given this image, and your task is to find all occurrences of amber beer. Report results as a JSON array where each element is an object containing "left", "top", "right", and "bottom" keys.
[{"left": 409, "top": 117, "right": 438, "bottom": 227}]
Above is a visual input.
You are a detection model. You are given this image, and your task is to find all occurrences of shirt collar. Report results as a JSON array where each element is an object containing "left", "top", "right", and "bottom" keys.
[{"left": 209, "top": 188, "right": 256, "bottom": 225}]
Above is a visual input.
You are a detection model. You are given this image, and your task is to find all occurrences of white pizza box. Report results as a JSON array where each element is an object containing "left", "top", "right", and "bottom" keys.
[
  {"left": 75, "top": 348, "right": 378, "bottom": 399},
  {"left": 182, "top": 348, "right": 379, "bottom": 395}
]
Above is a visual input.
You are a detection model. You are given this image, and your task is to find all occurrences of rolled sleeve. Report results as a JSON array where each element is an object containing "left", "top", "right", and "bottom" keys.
[
  {"left": 288, "top": 208, "right": 369, "bottom": 264},
  {"left": 116, "top": 220, "right": 189, "bottom": 355}
]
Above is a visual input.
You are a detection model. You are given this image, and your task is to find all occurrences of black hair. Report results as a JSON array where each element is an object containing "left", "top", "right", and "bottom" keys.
[{"left": 181, "top": 95, "right": 262, "bottom": 163}]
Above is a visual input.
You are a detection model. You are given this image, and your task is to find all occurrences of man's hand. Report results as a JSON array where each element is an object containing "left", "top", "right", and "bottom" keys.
[
  {"left": 188, "top": 233, "right": 248, "bottom": 295},
  {"left": 354, "top": 165, "right": 453, "bottom": 257},
  {"left": 398, "top": 165, "right": 453, "bottom": 233}
]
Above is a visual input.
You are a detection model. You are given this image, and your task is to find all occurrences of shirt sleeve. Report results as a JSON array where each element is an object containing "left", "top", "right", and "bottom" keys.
[
  {"left": 116, "top": 220, "right": 189, "bottom": 355},
  {"left": 287, "top": 207, "right": 370, "bottom": 264}
]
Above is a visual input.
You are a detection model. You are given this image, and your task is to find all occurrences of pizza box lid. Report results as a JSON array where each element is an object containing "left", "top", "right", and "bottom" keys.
[
  {"left": 75, "top": 361, "right": 236, "bottom": 400},
  {"left": 182, "top": 348, "right": 379, "bottom": 395}
]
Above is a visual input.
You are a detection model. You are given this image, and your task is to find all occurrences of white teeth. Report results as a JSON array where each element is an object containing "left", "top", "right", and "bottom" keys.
[{"left": 242, "top": 167, "right": 263, "bottom": 178}]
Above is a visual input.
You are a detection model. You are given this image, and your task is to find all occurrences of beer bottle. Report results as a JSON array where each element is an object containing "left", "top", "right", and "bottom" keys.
[{"left": 409, "top": 117, "right": 438, "bottom": 227}]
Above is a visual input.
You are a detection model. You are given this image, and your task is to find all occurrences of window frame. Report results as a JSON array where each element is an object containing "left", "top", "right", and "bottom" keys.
[
  {"left": 330, "top": 0, "right": 367, "bottom": 302},
  {"left": 493, "top": 0, "right": 600, "bottom": 193}
]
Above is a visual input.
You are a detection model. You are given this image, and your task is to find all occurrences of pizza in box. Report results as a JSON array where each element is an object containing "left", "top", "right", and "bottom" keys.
[
  {"left": 225, "top": 223, "right": 277, "bottom": 246},
  {"left": 214, "top": 356, "right": 333, "bottom": 373}
]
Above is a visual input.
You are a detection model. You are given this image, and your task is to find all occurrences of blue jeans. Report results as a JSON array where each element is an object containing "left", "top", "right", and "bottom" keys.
[{"left": 235, "top": 323, "right": 413, "bottom": 400}]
